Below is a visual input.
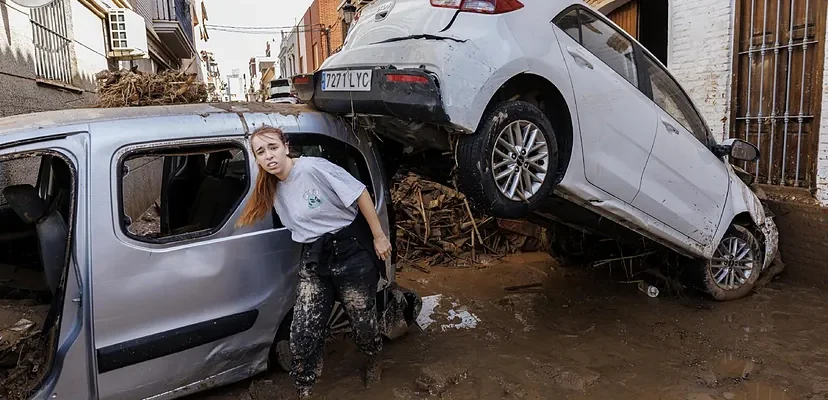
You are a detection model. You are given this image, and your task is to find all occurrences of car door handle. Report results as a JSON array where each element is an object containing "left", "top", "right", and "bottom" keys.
[
  {"left": 566, "top": 46, "right": 594, "bottom": 69},
  {"left": 661, "top": 118, "right": 680, "bottom": 135}
]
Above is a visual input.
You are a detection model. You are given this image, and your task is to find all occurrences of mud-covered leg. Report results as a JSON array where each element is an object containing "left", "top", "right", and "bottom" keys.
[
  {"left": 290, "top": 264, "right": 334, "bottom": 397},
  {"left": 331, "top": 248, "right": 382, "bottom": 386}
]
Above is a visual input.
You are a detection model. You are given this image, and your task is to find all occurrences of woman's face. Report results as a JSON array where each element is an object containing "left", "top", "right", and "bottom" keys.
[{"left": 251, "top": 132, "right": 290, "bottom": 177}]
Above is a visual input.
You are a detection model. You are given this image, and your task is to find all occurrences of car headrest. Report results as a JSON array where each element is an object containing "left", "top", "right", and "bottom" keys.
[
  {"left": 206, "top": 151, "right": 233, "bottom": 177},
  {"left": 2, "top": 184, "right": 47, "bottom": 224}
]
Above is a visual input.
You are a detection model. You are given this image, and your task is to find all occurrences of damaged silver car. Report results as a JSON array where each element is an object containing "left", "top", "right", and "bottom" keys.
[{"left": 0, "top": 103, "right": 420, "bottom": 400}]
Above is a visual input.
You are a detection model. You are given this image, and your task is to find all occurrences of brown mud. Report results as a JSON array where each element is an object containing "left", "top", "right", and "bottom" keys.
[{"left": 198, "top": 252, "right": 828, "bottom": 399}]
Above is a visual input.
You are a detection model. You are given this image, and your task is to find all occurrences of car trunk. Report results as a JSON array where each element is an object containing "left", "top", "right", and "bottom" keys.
[
  {"left": 341, "top": 0, "right": 458, "bottom": 53},
  {"left": 0, "top": 153, "right": 73, "bottom": 400}
]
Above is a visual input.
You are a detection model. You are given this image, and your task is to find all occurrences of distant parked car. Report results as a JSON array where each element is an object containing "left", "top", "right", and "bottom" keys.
[
  {"left": 267, "top": 78, "right": 301, "bottom": 104},
  {"left": 292, "top": 0, "right": 779, "bottom": 301},
  {"left": 0, "top": 103, "right": 417, "bottom": 400}
]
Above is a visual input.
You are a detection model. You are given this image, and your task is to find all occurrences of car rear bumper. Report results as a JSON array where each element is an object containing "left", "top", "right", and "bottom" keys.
[{"left": 292, "top": 68, "right": 451, "bottom": 125}]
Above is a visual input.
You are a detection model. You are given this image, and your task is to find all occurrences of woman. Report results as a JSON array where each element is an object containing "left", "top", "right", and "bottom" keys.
[{"left": 236, "top": 125, "right": 392, "bottom": 398}]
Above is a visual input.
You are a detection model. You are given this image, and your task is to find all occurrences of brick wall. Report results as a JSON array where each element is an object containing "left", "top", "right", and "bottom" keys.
[
  {"left": 767, "top": 200, "right": 828, "bottom": 288},
  {"left": 318, "top": 0, "right": 344, "bottom": 54}
]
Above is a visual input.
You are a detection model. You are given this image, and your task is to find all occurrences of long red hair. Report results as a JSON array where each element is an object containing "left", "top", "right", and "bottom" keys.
[{"left": 236, "top": 126, "right": 289, "bottom": 228}]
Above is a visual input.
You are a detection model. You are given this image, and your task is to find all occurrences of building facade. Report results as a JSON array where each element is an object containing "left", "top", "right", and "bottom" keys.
[
  {"left": 277, "top": 0, "right": 349, "bottom": 77},
  {"left": 0, "top": 0, "right": 206, "bottom": 119},
  {"left": 126, "top": 0, "right": 202, "bottom": 75},
  {"left": 0, "top": 0, "right": 114, "bottom": 116},
  {"left": 278, "top": 24, "right": 303, "bottom": 79}
]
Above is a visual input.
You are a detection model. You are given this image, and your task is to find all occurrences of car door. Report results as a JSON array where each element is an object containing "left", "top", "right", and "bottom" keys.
[
  {"left": 631, "top": 54, "right": 730, "bottom": 246},
  {"left": 552, "top": 6, "right": 659, "bottom": 203},
  {"left": 91, "top": 113, "right": 300, "bottom": 400},
  {"left": 0, "top": 131, "right": 95, "bottom": 400}
]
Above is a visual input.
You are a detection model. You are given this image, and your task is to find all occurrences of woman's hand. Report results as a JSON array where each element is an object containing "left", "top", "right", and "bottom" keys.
[{"left": 374, "top": 233, "right": 392, "bottom": 261}]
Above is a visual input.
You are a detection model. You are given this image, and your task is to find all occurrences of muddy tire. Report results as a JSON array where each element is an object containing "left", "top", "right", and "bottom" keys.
[
  {"left": 456, "top": 101, "right": 559, "bottom": 219},
  {"left": 693, "top": 225, "right": 763, "bottom": 301},
  {"left": 269, "top": 309, "right": 293, "bottom": 372},
  {"left": 270, "top": 336, "right": 292, "bottom": 372}
]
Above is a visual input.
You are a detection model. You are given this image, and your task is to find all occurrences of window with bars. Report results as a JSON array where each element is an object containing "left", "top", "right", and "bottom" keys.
[{"left": 30, "top": 0, "right": 74, "bottom": 86}]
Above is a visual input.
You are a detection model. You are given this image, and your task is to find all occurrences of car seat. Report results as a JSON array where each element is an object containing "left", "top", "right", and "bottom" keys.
[{"left": 2, "top": 184, "right": 67, "bottom": 295}]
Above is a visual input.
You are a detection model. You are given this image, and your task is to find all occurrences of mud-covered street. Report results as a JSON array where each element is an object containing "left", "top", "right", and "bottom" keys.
[{"left": 197, "top": 253, "right": 828, "bottom": 400}]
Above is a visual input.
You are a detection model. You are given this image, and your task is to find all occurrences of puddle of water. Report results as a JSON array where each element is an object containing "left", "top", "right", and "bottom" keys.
[
  {"left": 713, "top": 354, "right": 756, "bottom": 380},
  {"left": 417, "top": 294, "right": 443, "bottom": 330}
]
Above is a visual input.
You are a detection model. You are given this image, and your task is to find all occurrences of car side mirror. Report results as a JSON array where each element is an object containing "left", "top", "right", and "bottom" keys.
[{"left": 714, "top": 139, "right": 760, "bottom": 162}]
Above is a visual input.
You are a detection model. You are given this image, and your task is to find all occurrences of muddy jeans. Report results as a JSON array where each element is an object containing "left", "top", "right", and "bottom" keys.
[{"left": 290, "top": 236, "right": 382, "bottom": 387}]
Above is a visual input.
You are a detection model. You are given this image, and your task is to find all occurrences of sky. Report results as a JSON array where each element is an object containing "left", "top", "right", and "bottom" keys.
[{"left": 197, "top": 0, "right": 314, "bottom": 79}]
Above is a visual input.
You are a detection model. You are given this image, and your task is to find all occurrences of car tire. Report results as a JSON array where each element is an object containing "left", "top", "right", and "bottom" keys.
[
  {"left": 270, "top": 336, "right": 292, "bottom": 373},
  {"left": 456, "top": 100, "right": 559, "bottom": 219},
  {"left": 693, "top": 225, "right": 763, "bottom": 301}
]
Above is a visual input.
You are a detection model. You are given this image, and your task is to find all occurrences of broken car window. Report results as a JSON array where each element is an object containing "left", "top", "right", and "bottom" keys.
[{"left": 120, "top": 145, "right": 249, "bottom": 242}]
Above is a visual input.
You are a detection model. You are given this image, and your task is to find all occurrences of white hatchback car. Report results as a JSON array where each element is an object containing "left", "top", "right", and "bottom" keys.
[{"left": 293, "top": 0, "right": 779, "bottom": 300}]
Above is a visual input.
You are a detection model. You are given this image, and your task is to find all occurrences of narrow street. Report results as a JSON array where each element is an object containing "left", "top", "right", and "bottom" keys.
[{"left": 198, "top": 253, "right": 828, "bottom": 400}]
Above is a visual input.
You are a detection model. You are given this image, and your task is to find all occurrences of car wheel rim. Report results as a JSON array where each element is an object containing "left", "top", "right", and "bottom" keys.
[
  {"left": 491, "top": 120, "right": 549, "bottom": 202},
  {"left": 710, "top": 236, "right": 756, "bottom": 291}
]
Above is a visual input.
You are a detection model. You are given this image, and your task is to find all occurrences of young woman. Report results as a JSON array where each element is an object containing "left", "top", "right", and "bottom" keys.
[{"left": 236, "top": 125, "right": 392, "bottom": 398}]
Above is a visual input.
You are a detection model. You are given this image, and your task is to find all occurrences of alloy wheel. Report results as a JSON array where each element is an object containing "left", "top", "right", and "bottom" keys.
[
  {"left": 710, "top": 235, "right": 756, "bottom": 291},
  {"left": 491, "top": 120, "right": 550, "bottom": 202}
]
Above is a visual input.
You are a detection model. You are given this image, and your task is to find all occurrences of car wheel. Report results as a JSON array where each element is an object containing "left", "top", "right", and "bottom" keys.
[
  {"left": 269, "top": 304, "right": 352, "bottom": 373},
  {"left": 456, "top": 101, "right": 559, "bottom": 218},
  {"left": 695, "top": 225, "right": 763, "bottom": 301},
  {"left": 270, "top": 336, "right": 292, "bottom": 372}
]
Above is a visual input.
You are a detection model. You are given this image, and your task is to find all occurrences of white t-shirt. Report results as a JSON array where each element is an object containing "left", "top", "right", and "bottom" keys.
[{"left": 273, "top": 157, "right": 367, "bottom": 243}]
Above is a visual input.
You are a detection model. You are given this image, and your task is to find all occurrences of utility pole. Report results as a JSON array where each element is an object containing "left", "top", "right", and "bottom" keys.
[{"left": 321, "top": 24, "right": 331, "bottom": 58}]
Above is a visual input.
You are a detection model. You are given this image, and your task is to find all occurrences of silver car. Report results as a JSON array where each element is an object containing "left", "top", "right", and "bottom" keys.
[{"left": 0, "top": 103, "right": 417, "bottom": 400}]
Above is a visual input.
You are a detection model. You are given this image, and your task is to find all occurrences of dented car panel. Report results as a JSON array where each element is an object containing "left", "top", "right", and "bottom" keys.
[{"left": 0, "top": 103, "right": 402, "bottom": 400}]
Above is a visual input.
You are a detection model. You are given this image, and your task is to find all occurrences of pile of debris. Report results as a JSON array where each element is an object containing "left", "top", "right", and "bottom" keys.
[
  {"left": 392, "top": 173, "right": 548, "bottom": 270},
  {"left": 0, "top": 302, "right": 50, "bottom": 400},
  {"left": 94, "top": 69, "right": 207, "bottom": 108}
]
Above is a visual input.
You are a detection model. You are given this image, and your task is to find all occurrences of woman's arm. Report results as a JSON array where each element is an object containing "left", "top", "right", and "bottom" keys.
[{"left": 356, "top": 189, "right": 392, "bottom": 261}]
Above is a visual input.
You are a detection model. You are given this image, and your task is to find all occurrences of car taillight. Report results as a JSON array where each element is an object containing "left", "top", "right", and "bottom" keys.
[
  {"left": 386, "top": 74, "right": 429, "bottom": 84},
  {"left": 430, "top": 0, "right": 524, "bottom": 14},
  {"left": 293, "top": 76, "right": 310, "bottom": 85}
]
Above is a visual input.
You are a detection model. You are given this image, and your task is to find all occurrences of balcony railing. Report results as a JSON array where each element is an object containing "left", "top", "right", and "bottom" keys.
[{"left": 153, "top": 0, "right": 195, "bottom": 58}]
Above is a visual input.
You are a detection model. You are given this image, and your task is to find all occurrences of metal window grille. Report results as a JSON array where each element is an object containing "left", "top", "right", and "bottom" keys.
[
  {"left": 730, "top": 0, "right": 827, "bottom": 187},
  {"left": 30, "top": 0, "right": 73, "bottom": 85}
]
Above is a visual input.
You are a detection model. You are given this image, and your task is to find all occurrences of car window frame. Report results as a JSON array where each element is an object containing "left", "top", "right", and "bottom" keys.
[
  {"left": 115, "top": 138, "right": 251, "bottom": 246},
  {"left": 637, "top": 51, "right": 715, "bottom": 149},
  {"left": 551, "top": 5, "right": 651, "bottom": 96}
]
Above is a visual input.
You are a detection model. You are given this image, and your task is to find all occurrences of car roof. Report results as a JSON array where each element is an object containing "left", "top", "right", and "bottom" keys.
[{"left": 0, "top": 102, "right": 320, "bottom": 140}]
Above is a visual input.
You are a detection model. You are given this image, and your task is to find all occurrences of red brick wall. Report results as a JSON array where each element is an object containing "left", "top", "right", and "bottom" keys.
[
  {"left": 767, "top": 200, "right": 828, "bottom": 288},
  {"left": 299, "top": 0, "right": 347, "bottom": 71},
  {"left": 319, "top": 0, "right": 344, "bottom": 53}
]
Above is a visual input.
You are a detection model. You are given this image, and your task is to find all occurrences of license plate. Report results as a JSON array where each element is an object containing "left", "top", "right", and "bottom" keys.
[{"left": 321, "top": 70, "right": 372, "bottom": 92}]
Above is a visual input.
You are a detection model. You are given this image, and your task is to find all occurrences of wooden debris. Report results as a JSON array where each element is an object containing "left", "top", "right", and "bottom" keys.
[
  {"left": 94, "top": 69, "right": 208, "bottom": 108},
  {"left": 392, "top": 173, "right": 547, "bottom": 268}
]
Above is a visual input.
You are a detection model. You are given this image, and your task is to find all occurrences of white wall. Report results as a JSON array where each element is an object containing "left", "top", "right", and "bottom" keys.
[
  {"left": 817, "top": 24, "right": 828, "bottom": 204},
  {"left": 667, "top": 0, "right": 736, "bottom": 142},
  {"left": 0, "top": 0, "right": 99, "bottom": 116},
  {"left": 71, "top": 0, "right": 109, "bottom": 89},
  {"left": 298, "top": 17, "right": 308, "bottom": 73}
]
